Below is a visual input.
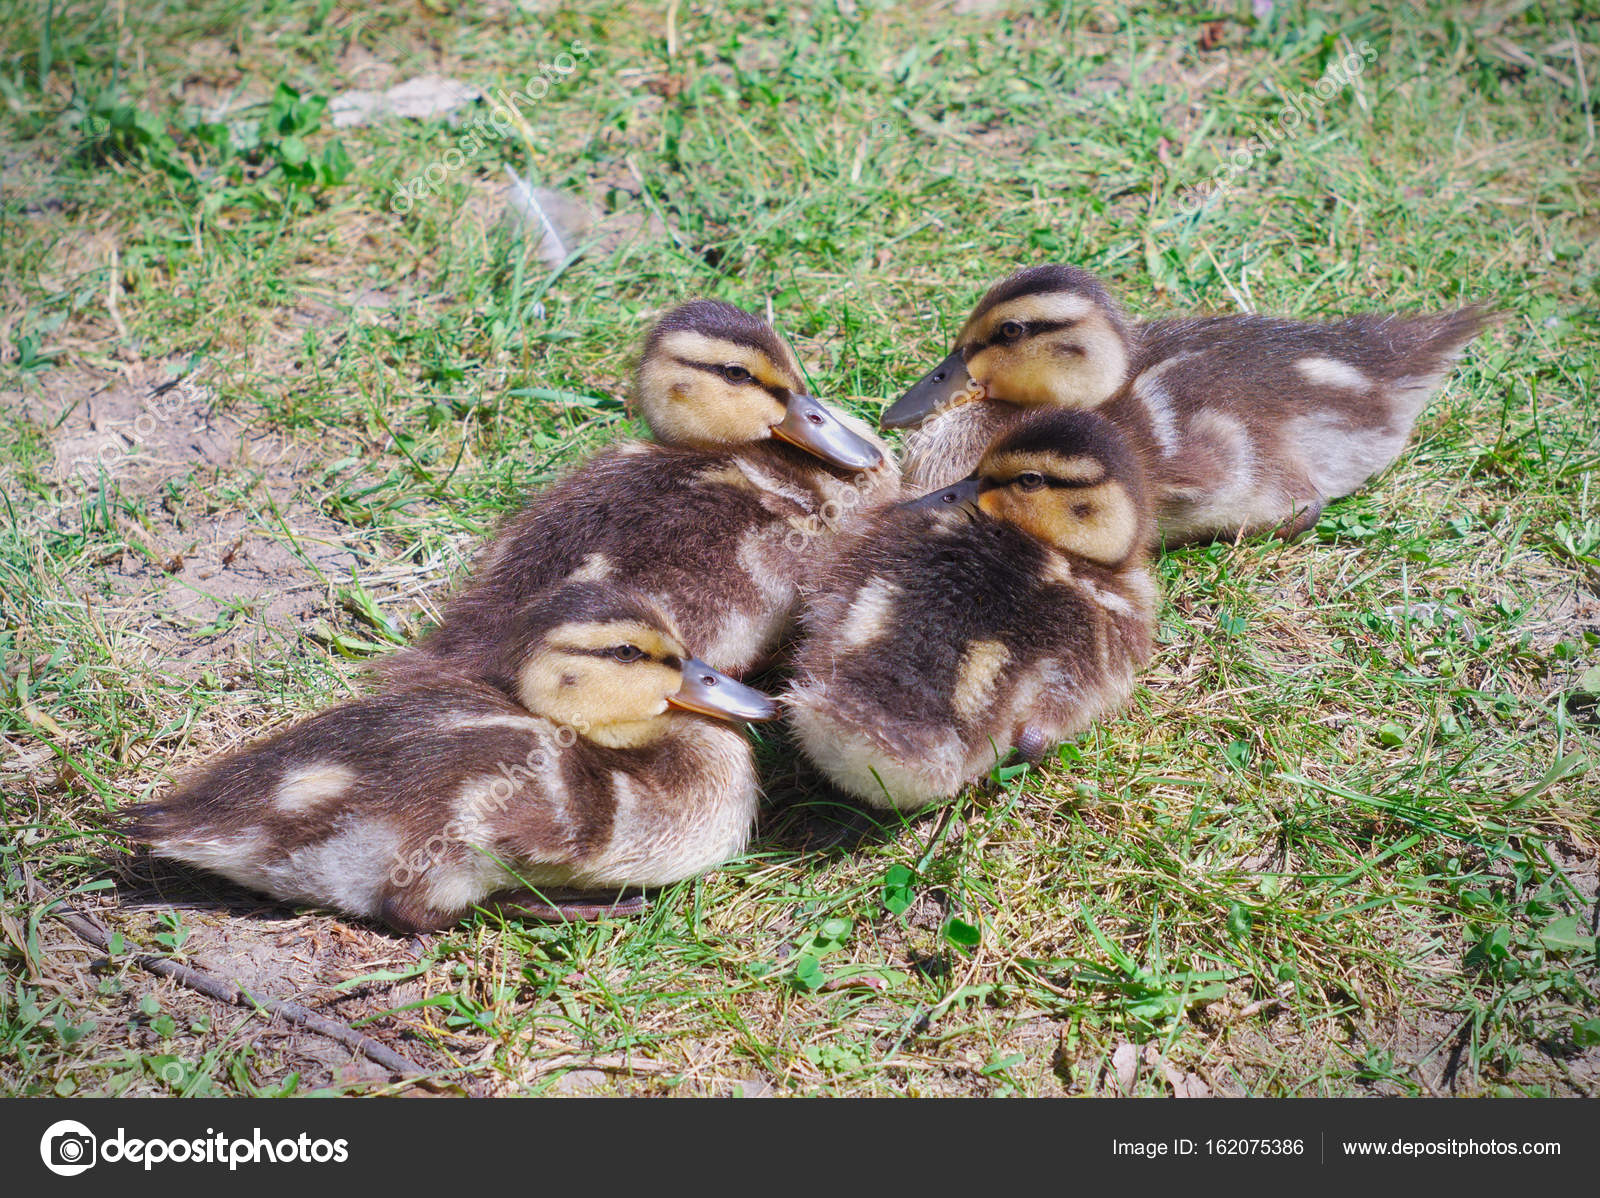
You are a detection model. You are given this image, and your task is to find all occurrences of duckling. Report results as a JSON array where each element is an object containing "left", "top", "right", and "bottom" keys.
[
  {"left": 129, "top": 583, "right": 778, "bottom": 933},
  {"left": 382, "top": 299, "right": 898, "bottom": 693},
  {"left": 784, "top": 409, "right": 1156, "bottom": 812},
  {"left": 883, "top": 264, "right": 1487, "bottom": 544}
]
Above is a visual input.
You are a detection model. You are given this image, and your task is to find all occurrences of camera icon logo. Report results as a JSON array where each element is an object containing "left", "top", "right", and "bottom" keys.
[{"left": 40, "top": 1120, "right": 97, "bottom": 1176}]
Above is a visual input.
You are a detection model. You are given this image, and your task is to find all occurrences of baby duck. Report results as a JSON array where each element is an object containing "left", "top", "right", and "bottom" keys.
[
  {"left": 130, "top": 583, "right": 778, "bottom": 933},
  {"left": 784, "top": 409, "right": 1156, "bottom": 812},
  {"left": 883, "top": 264, "right": 1486, "bottom": 544},
  {"left": 383, "top": 299, "right": 898, "bottom": 691}
]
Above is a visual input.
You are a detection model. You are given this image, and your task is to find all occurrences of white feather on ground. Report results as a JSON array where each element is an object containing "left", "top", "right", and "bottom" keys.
[{"left": 502, "top": 168, "right": 597, "bottom": 270}]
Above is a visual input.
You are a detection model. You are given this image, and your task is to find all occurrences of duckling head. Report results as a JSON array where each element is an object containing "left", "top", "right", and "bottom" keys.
[
  {"left": 510, "top": 583, "right": 778, "bottom": 748},
  {"left": 910, "top": 410, "right": 1151, "bottom": 568},
  {"left": 882, "top": 265, "right": 1131, "bottom": 429},
  {"left": 634, "top": 299, "right": 882, "bottom": 470}
]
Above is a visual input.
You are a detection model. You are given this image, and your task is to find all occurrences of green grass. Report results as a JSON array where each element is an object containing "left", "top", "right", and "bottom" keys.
[{"left": 1, "top": 0, "right": 1596, "bottom": 1096}]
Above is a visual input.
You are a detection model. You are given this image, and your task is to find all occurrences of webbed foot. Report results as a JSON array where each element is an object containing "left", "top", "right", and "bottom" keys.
[
  {"left": 1274, "top": 497, "right": 1324, "bottom": 541},
  {"left": 1015, "top": 725, "right": 1050, "bottom": 765},
  {"left": 482, "top": 890, "right": 650, "bottom": 924}
]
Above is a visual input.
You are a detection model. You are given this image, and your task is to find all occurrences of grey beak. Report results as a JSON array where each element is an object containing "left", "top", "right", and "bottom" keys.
[
  {"left": 902, "top": 476, "right": 983, "bottom": 513},
  {"left": 881, "top": 349, "right": 980, "bottom": 430},
  {"left": 772, "top": 392, "right": 884, "bottom": 471},
  {"left": 668, "top": 658, "right": 780, "bottom": 723}
]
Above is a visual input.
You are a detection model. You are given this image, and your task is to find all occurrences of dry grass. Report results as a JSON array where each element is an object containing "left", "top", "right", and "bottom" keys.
[{"left": 2, "top": 0, "right": 1596, "bottom": 1097}]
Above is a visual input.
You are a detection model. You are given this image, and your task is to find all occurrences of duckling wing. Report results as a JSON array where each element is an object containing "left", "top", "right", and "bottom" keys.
[
  {"left": 787, "top": 514, "right": 1053, "bottom": 789},
  {"left": 1135, "top": 307, "right": 1485, "bottom": 376},
  {"left": 789, "top": 504, "right": 1161, "bottom": 808},
  {"left": 1003, "top": 560, "right": 1156, "bottom": 741},
  {"left": 127, "top": 682, "right": 590, "bottom": 928},
  {"left": 1132, "top": 308, "right": 1487, "bottom": 436},
  {"left": 1123, "top": 308, "right": 1486, "bottom": 538},
  {"left": 379, "top": 444, "right": 785, "bottom": 685}
]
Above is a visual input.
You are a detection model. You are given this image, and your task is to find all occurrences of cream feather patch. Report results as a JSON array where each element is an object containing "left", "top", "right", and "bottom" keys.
[
  {"left": 565, "top": 552, "right": 615, "bottom": 583},
  {"left": 953, "top": 639, "right": 1011, "bottom": 721},
  {"left": 273, "top": 764, "right": 355, "bottom": 814},
  {"left": 838, "top": 577, "right": 900, "bottom": 648},
  {"left": 1294, "top": 356, "right": 1371, "bottom": 390}
]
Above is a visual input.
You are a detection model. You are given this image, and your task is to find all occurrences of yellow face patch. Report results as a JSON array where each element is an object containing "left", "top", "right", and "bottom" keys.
[
  {"left": 517, "top": 619, "right": 691, "bottom": 744},
  {"left": 635, "top": 331, "right": 798, "bottom": 446},
  {"left": 956, "top": 297, "right": 1129, "bottom": 410},
  {"left": 979, "top": 479, "right": 1139, "bottom": 566}
]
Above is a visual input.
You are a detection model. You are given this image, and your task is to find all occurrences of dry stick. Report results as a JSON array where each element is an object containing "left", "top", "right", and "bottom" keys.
[
  {"left": 527, "top": 1053, "right": 679, "bottom": 1079},
  {"left": 35, "top": 887, "right": 427, "bottom": 1081}
]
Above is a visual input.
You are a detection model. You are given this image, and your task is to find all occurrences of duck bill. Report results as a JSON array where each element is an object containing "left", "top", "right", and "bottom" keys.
[
  {"left": 902, "top": 476, "right": 983, "bottom": 514},
  {"left": 668, "top": 659, "right": 780, "bottom": 723},
  {"left": 772, "top": 392, "right": 884, "bottom": 471},
  {"left": 881, "top": 349, "right": 982, "bottom": 430}
]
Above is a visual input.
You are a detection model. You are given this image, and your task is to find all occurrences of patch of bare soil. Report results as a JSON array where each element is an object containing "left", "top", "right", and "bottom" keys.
[
  {"left": 48, "top": 863, "right": 453, "bottom": 1094},
  {"left": 8, "top": 357, "right": 470, "bottom": 1091},
  {"left": 1209, "top": 875, "right": 1600, "bottom": 1097},
  {"left": 28, "top": 358, "right": 390, "bottom": 677}
]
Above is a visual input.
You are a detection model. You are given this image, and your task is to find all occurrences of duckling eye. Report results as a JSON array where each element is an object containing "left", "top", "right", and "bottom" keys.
[
  {"left": 1015, "top": 472, "right": 1046, "bottom": 492},
  {"left": 610, "top": 644, "right": 646, "bottom": 663},
  {"left": 998, "top": 320, "right": 1026, "bottom": 341},
  {"left": 720, "top": 364, "right": 752, "bottom": 383}
]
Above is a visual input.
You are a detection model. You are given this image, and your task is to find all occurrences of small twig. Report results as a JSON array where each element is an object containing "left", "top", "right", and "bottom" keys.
[
  {"left": 914, "top": 795, "right": 963, "bottom": 875},
  {"left": 1008, "top": 959, "right": 1075, "bottom": 1001},
  {"left": 1572, "top": 24, "right": 1595, "bottom": 164},
  {"left": 527, "top": 1053, "right": 680, "bottom": 1078},
  {"left": 31, "top": 883, "right": 427, "bottom": 1080},
  {"left": 1233, "top": 996, "right": 1284, "bottom": 1021},
  {"left": 106, "top": 248, "right": 130, "bottom": 342}
]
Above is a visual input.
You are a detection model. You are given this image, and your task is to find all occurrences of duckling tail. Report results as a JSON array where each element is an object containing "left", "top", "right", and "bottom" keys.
[
  {"left": 1377, "top": 303, "right": 1493, "bottom": 427},
  {"left": 118, "top": 741, "right": 289, "bottom": 861},
  {"left": 1415, "top": 303, "right": 1494, "bottom": 360},
  {"left": 117, "top": 783, "right": 222, "bottom": 850},
  {"left": 109, "top": 801, "right": 165, "bottom": 843}
]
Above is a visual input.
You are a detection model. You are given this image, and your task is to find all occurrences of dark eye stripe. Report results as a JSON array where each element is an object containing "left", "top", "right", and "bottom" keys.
[
  {"left": 999, "top": 475, "right": 1103, "bottom": 490},
  {"left": 977, "top": 317, "right": 1079, "bottom": 353},
  {"left": 563, "top": 646, "right": 658, "bottom": 662},
  {"left": 673, "top": 357, "right": 786, "bottom": 397}
]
